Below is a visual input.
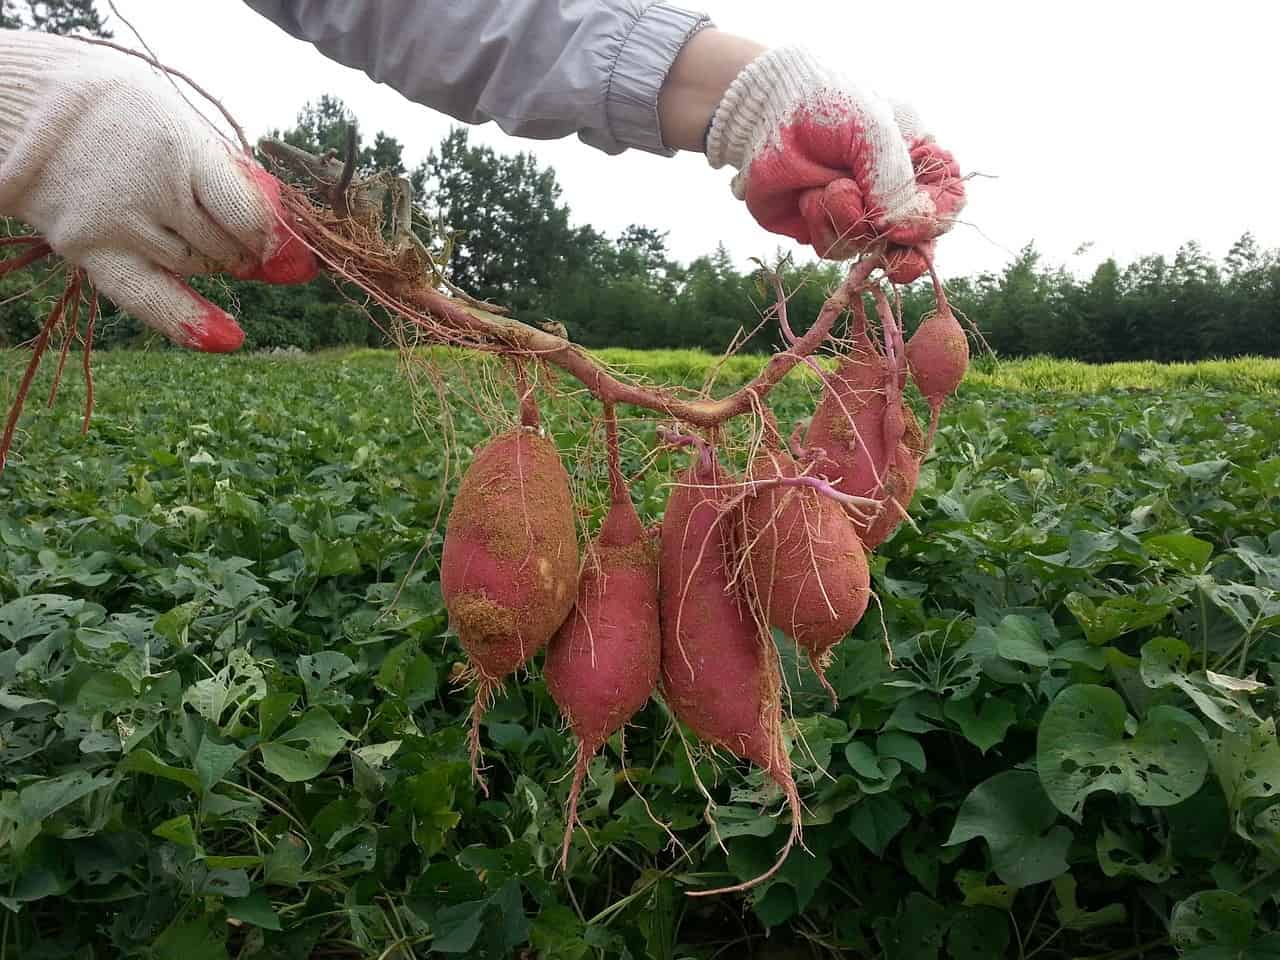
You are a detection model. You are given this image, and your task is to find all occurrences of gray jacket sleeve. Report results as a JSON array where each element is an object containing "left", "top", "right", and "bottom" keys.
[{"left": 241, "top": 0, "right": 712, "bottom": 156}]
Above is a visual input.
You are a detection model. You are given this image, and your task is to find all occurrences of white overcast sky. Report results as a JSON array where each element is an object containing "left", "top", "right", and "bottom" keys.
[{"left": 107, "top": 1, "right": 1280, "bottom": 279}]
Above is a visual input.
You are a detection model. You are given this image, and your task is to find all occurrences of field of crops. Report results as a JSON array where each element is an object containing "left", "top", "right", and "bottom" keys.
[{"left": 2, "top": 348, "right": 1279, "bottom": 960}]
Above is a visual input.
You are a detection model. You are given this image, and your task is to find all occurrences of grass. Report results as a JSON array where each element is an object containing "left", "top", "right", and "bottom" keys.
[{"left": 335, "top": 346, "right": 1280, "bottom": 394}]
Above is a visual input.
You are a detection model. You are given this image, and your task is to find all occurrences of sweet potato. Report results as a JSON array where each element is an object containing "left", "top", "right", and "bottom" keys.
[
  {"left": 906, "top": 303, "right": 969, "bottom": 405},
  {"left": 544, "top": 422, "right": 660, "bottom": 868},
  {"left": 741, "top": 447, "right": 870, "bottom": 697},
  {"left": 803, "top": 327, "right": 890, "bottom": 502},
  {"left": 906, "top": 292, "right": 969, "bottom": 447},
  {"left": 441, "top": 427, "right": 579, "bottom": 787},
  {"left": 858, "top": 403, "right": 925, "bottom": 549},
  {"left": 659, "top": 444, "right": 801, "bottom": 895}
]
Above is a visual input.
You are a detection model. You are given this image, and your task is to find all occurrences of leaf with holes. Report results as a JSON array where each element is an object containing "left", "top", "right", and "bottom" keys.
[
  {"left": 1210, "top": 717, "right": 1280, "bottom": 829},
  {"left": 1171, "top": 891, "right": 1255, "bottom": 954},
  {"left": 182, "top": 649, "right": 267, "bottom": 731},
  {"left": 1064, "top": 592, "right": 1173, "bottom": 645},
  {"left": 1095, "top": 823, "right": 1175, "bottom": 883},
  {"left": 297, "top": 651, "right": 355, "bottom": 703},
  {"left": 1141, "top": 637, "right": 1260, "bottom": 733},
  {"left": 0, "top": 594, "right": 87, "bottom": 645},
  {"left": 1037, "top": 684, "right": 1207, "bottom": 821}
]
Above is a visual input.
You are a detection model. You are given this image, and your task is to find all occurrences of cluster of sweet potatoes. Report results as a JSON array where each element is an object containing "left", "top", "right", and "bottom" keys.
[{"left": 439, "top": 289, "right": 968, "bottom": 894}]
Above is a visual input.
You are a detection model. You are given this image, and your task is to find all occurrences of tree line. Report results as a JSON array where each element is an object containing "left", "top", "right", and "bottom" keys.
[{"left": 1, "top": 81, "right": 1277, "bottom": 361}]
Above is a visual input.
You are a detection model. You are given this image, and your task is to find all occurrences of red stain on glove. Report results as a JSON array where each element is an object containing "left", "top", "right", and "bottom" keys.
[
  {"left": 180, "top": 296, "right": 246, "bottom": 353},
  {"left": 233, "top": 163, "right": 319, "bottom": 285},
  {"left": 743, "top": 113, "right": 965, "bottom": 282}
]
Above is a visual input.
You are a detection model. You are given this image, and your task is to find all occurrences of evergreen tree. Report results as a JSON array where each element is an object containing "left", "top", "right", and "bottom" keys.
[{"left": 0, "top": 0, "right": 109, "bottom": 36}]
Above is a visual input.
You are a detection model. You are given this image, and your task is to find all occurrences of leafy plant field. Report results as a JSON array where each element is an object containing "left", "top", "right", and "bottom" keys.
[{"left": 1, "top": 349, "right": 1279, "bottom": 959}]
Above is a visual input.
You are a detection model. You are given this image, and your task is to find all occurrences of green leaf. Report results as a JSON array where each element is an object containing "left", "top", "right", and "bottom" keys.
[
  {"left": 947, "top": 908, "right": 1011, "bottom": 960},
  {"left": 261, "top": 707, "right": 352, "bottom": 782},
  {"left": 1053, "top": 874, "right": 1126, "bottom": 930},
  {"left": 152, "top": 914, "right": 227, "bottom": 960},
  {"left": 946, "top": 770, "right": 1071, "bottom": 887},
  {"left": 19, "top": 770, "right": 114, "bottom": 823},
  {"left": 844, "top": 741, "right": 901, "bottom": 793},
  {"left": 260, "top": 743, "right": 333, "bottom": 783},
  {"left": 431, "top": 900, "right": 487, "bottom": 953},
  {"left": 1141, "top": 636, "right": 1259, "bottom": 733},
  {"left": 955, "top": 870, "right": 1016, "bottom": 910},
  {"left": 199, "top": 867, "right": 250, "bottom": 898},
  {"left": 264, "top": 834, "right": 309, "bottom": 886},
  {"left": 398, "top": 772, "right": 462, "bottom": 857},
  {"left": 991, "top": 614, "right": 1048, "bottom": 667},
  {"left": 193, "top": 736, "right": 245, "bottom": 793},
  {"left": 1037, "top": 684, "right": 1207, "bottom": 820},
  {"left": 225, "top": 889, "right": 282, "bottom": 931},
  {"left": 636, "top": 874, "right": 675, "bottom": 960},
  {"left": 1095, "top": 823, "right": 1175, "bottom": 883},
  {"left": 944, "top": 696, "right": 1017, "bottom": 754},
  {"left": 76, "top": 672, "right": 136, "bottom": 711},
  {"left": 297, "top": 650, "right": 354, "bottom": 701},
  {"left": 1064, "top": 592, "right": 1171, "bottom": 645},
  {"left": 873, "top": 892, "right": 949, "bottom": 960},
  {"left": 877, "top": 732, "right": 926, "bottom": 772},
  {"left": 183, "top": 649, "right": 267, "bottom": 729},
  {"left": 1171, "top": 891, "right": 1255, "bottom": 953},
  {"left": 849, "top": 795, "right": 910, "bottom": 857},
  {"left": 153, "top": 814, "right": 199, "bottom": 849},
  {"left": 0, "top": 594, "right": 85, "bottom": 645},
  {"left": 1210, "top": 717, "right": 1280, "bottom": 841},
  {"left": 154, "top": 599, "right": 203, "bottom": 645},
  {"left": 257, "top": 691, "right": 295, "bottom": 741},
  {"left": 884, "top": 692, "right": 944, "bottom": 734},
  {"left": 1145, "top": 532, "right": 1214, "bottom": 573},
  {"left": 120, "top": 749, "right": 201, "bottom": 793},
  {"left": 277, "top": 706, "right": 351, "bottom": 754}
]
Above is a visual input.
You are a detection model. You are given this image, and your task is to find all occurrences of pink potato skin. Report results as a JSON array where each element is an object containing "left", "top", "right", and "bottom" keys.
[
  {"left": 905, "top": 305, "right": 970, "bottom": 405},
  {"left": 658, "top": 452, "right": 778, "bottom": 770},
  {"left": 857, "top": 402, "right": 925, "bottom": 550},
  {"left": 657, "top": 448, "right": 804, "bottom": 896},
  {"left": 741, "top": 448, "right": 870, "bottom": 668},
  {"left": 544, "top": 492, "right": 660, "bottom": 867},
  {"left": 804, "top": 331, "right": 891, "bottom": 502},
  {"left": 441, "top": 429, "right": 579, "bottom": 683},
  {"left": 545, "top": 494, "right": 660, "bottom": 754}
]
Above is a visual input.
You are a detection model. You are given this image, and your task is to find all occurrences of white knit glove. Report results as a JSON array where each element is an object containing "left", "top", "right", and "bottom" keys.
[
  {"left": 0, "top": 30, "right": 317, "bottom": 351},
  {"left": 706, "top": 46, "right": 964, "bottom": 278}
]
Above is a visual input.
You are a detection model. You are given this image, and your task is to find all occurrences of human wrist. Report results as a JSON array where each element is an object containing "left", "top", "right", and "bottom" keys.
[{"left": 657, "top": 29, "right": 766, "bottom": 154}]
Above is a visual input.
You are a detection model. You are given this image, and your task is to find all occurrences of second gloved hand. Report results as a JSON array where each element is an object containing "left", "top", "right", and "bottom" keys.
[
  {"left": 0, "top": 29, "right": 318, "bottom": 351},
  {"left": 706, "top": 46, "right": 965, "bottom": 279}
]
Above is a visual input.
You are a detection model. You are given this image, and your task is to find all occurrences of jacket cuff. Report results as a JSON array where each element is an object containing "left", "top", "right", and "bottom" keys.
[{"left": 604, "top": 3, "right": 711, "bottom": 156}]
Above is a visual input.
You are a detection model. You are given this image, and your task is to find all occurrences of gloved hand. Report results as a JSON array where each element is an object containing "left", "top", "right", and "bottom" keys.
[
  {"left": 0, "top": 30, "right": 318, "bottom": 352},
  {"left": 705, "top": 46, "right": 965, "bottom": 281}
]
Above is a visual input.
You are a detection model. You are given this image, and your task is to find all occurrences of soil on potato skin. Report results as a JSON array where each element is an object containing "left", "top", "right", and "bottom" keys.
[
  {"left": 441, "top": 429, "right": 579, "bottom": 679},
  {"left": 741, "top": 450, "right": 870, "bottom": 660}
]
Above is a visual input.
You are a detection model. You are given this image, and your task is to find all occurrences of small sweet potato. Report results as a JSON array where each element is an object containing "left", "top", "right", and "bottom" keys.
[{"left": 544, "top": 488, "right": 660, "bottom": 868}]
